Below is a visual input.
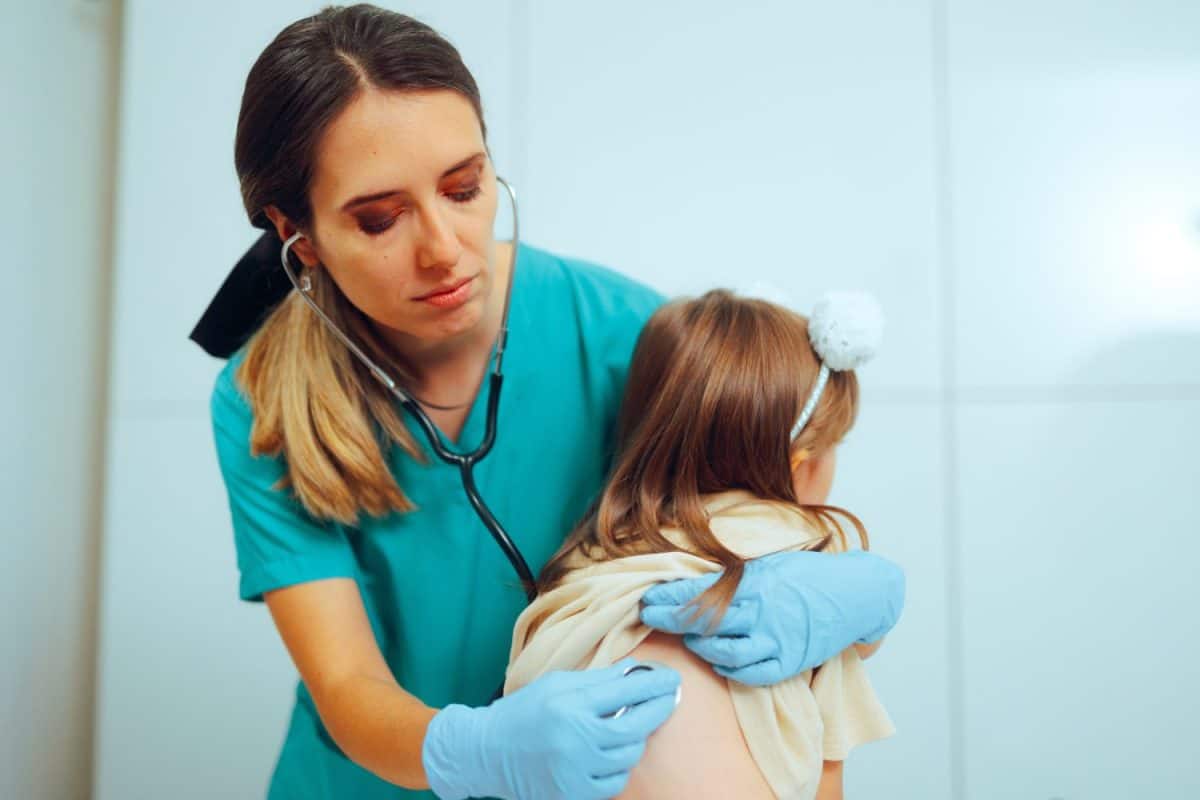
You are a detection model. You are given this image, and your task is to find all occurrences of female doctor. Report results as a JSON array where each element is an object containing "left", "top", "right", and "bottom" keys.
[{"left": 195, "top": 5, "right": 905, "bottom": 800}]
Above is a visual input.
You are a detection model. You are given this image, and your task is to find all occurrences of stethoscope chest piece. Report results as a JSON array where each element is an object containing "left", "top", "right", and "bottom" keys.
[
  {"left": 604, "top": 660, "right": 683, "bottom": 720},
  {"left": 278, "top": 176, "right": 537, "bottom": 602}
]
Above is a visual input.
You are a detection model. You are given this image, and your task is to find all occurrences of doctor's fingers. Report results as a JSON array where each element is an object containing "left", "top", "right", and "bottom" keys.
[
  {"left": 640, "top": 599, "right": 751, "bottom": 635},
  {"left": 584, "top": 771, "right": 633, "bottom": 800},
  {"left": 683, "top": 631, "right": 777, "bottom": 669},
  {"left": 592, "top": 692, "right": 680, "bottom": 748},
  {"left": 580, "top": 665, "right": 681, "bottom": 717},
  {"left": 714, "top": 658, "right": 785, "bottom": 687},
  {"left": 591, "top": 740, "right": 646, "bottom": 778},
  {"left": 706, "top": 602, "right": 759, "bottom": 636}
]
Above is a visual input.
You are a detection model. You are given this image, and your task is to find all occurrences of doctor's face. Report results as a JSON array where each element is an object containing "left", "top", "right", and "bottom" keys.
[{"left": 277, "top": 88, "right": 500, "bottom": 352}]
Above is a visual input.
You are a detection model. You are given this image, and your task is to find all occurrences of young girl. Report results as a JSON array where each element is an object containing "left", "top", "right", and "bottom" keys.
[{"left": 505, "top": 288, "right": 895, "bottom": 800}]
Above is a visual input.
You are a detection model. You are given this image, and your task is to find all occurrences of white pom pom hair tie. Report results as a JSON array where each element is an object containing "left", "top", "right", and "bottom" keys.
[
  {"left": 789, "top": 291, "right": 883, "bottom": 440},
  {"left": 734, "top": 283, "right": 884, "bottom": 441}
]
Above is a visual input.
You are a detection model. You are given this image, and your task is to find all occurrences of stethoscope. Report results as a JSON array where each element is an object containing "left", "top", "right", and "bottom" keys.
[{"left": 278, "top": 175, "right": 537, "bottom": 602}]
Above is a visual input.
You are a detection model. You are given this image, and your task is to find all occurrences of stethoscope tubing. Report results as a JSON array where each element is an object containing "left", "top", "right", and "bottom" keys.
[{"left": 278, "top": 175, "right": 538, "bottom": 601}]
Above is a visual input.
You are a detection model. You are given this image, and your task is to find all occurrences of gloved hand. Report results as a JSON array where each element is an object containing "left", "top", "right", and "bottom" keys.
[
  {"left": 640, "top": 550, "right": 905, "bottom": 686},
  {"left": 421, "top": 658, "right": 682, "bottom": 800}
]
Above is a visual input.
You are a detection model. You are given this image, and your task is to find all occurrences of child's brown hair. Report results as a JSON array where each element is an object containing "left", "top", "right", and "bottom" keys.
[{"left": 537, "top": 289, "right": 869, "bottom": 628}]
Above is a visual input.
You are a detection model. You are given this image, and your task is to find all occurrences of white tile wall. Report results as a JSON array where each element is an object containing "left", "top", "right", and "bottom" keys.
[
  {"left": 958, "top": 399, "right": 1200, "bottom": 799},
  {"left": 95, "top": 417, "right": 295, "bottom": 800},
  {"left": 4, "top": 3, "right": 118, "bottom": 799},
  {"left": 834, "top": 402, "right": 954, "bottom": 800},
  {"left": 522, "top": 0, "right": 944, "bottom": 394},
  {"left": 948, "top": 0, "right": 1200, "bottom": 390}
]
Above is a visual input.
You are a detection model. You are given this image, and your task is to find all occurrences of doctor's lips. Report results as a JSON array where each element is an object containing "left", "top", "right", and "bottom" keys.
[{"left": 414, "top": 275, "right": 475, "bottom": 308}]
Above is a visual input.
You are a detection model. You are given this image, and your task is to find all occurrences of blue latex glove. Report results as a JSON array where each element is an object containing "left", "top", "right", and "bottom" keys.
[
  {"left": 640, "top": 550, "right": 905, "bottom": 686},
  {"left": 422, "top": 658, "right": 682, "bottom": 800}
]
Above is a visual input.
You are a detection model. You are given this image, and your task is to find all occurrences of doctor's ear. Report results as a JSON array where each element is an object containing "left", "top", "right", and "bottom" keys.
[{"left": 263, "top": 205, "right": 320, "bottom": 268}]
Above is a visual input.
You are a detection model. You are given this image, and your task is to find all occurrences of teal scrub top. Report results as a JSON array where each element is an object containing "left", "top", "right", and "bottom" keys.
[{"left": 210, "top": 241, "right": 665, "bottom": 799}]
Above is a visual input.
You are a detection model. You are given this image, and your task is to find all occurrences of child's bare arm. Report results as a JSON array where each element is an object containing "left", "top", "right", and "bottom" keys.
[
  {"left": 853, "top": 635, "right": 885, "bottom": 660},
  {"left": 616, "top": 632, "right": 774, "bottom": 799},
  {"left": 815, "top": 760, "right": 844, "bottom": 800}
]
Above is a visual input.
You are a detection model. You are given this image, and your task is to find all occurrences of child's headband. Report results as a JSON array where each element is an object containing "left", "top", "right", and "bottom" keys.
[{"left": 737, "top": 284, "right": 884, "bottom": 442}]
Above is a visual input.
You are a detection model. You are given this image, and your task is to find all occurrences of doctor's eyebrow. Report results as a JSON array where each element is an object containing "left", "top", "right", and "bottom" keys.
[{"left": 340, "top": 151, "right": 486, "bottom": 211}]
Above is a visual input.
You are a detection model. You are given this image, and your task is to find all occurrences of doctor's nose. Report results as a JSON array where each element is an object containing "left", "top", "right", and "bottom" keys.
[{"left": 415, "top": 203, "right": 463, "bottom": 271}]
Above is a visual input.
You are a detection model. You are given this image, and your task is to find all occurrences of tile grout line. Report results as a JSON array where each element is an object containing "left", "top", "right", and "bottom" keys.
[
  {"left": 88, "top": 1, "right": 127, "bottom": 797},
  {"left": 956, "top": 386, "right": 1200, "bottom": 402},
  {"left": 509, "top": 0, "right": 529, "bottom": 205},
  {"left": 931, "top": 1, "right": 967, "bottom": 798},
  {"left": 865, "top": 385, "right": 1200, "bottom": 405}
]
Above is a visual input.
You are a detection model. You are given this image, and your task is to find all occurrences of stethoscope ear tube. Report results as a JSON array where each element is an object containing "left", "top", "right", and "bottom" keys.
[
  {"left": 274, "top": 177, "right": 536, "bottom": 601},
  {"left": 199, "top": 177, "right": 539, "bottom": 703}
]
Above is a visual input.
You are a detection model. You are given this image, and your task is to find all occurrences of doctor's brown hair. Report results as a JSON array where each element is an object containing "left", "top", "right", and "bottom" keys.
[
  {"left": 232, "top": 4, "right": 487, "bottom": 522},
  {"left": 536, "top": 290, "right": 869, "bottom": 628}
]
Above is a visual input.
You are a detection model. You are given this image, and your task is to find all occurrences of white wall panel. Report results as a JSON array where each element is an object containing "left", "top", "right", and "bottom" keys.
[
  {"left": 835, "top": 402, "right": 954, "bottom": 800},
  {"left": 95, "top": 417, "right": 295, "bottom": 799},
  {"left": 948, "top": 0, "right": 1200, "bottom": 389},
  {"left": 523, "top": 0, "right": 943, "bottom": 394},
  {"left": 958, "top": 398, "right": 1200, "bottom": 798},
  {"left": 3, "top": 2, "right": 119, "bottom": 798}
]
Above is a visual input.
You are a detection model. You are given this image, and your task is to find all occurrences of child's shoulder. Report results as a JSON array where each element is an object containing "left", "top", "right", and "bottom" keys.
[{"left": 705, "top": 493, "right": 830, "bottom": 555}]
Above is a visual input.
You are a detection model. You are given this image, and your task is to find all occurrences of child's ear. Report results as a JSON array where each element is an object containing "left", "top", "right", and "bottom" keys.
[
  {"left": 792, "top": 447, "right": 837, "bottom": 505},
  {"left": 790, "top": 447, "right": 811, "bottom": 473}
]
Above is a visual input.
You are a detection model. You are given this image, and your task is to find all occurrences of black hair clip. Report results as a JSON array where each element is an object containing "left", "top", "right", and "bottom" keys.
[{"left": 188, "top": 230, "right": 293, "bottom": 359}]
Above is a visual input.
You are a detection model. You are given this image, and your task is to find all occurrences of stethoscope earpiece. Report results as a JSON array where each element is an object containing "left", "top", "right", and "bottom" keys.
[{"left": 278, "top": 177, "right": 534, "bottom": 605}]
